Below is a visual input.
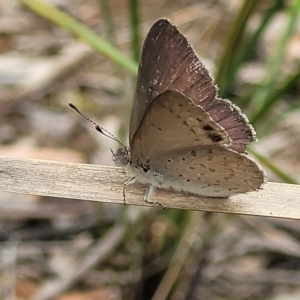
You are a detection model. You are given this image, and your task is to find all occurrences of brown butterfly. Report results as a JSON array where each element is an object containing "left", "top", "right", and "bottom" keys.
[{"left": 71, "top": 19, "right": 265, "bottom": 204}]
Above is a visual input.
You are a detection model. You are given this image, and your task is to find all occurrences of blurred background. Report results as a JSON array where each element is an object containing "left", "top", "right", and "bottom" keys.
[{"left": 1, "top": 0, "right": 300, "bottom": 299}]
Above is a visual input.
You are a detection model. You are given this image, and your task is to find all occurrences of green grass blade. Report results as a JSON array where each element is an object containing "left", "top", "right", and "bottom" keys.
[
  {"left": 98, "top": 0, "right": 117, "bottom": 45},
  {"left": 250, "top": 0, "right": 300, "bottom": 124},
  {"left": 19, "top": 0, "right": 138, "bottom": 74},
  {"left": 129, "top": 0, "right": 141, "bottom": 62},
  {"left": 260, "top": 100, "right": 300, "bottom": 136},
  {"left": 216, "top": 0, "right": 259, "bottom": 96},
  {"left": 224, "top": 0, "right": 284, "bottom": 98},
  {"left": 250, "top": 150, "right": 298, "bottom": 184}
]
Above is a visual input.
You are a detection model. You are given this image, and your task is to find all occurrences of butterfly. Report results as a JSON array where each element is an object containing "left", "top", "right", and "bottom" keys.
[{"left": 71, "top": 19, "right": 265, "bottom": 205}]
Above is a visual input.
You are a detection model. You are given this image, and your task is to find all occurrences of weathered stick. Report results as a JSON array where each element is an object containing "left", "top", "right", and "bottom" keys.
[{"left": 0, "top": 156, "right": 299, "bottom": 219}]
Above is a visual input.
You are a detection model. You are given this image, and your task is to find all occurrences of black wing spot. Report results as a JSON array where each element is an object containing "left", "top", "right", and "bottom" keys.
[
  {"left": 141, "top": 159, "right": 151, "bottom": 173},
  {"left": 208, "top": 132, "right": 223, "bottom": 142},
  {"left": 191, "top": 150, "right": 197, "bottom": 157},
  {"left": 142, "top": 165, "right": 150, "bottom": 173},
  {"left": 203, "top": 124, "right": 214, "bottom": 131},
  {"left": 189, "top": 166, "right": 195, "bottom": 170}
]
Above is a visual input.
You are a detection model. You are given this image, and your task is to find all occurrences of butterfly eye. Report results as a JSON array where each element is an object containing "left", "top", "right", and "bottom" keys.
[{"left": 111, "top": 148, "right": 131, "bottom": 166}]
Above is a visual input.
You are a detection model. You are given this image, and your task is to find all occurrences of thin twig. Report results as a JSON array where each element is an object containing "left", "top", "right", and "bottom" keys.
[{"left": 0, "top": 156, "right": 300, "bottom": 219}]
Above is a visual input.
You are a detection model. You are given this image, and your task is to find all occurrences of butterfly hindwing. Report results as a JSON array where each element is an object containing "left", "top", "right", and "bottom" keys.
[{"left": 149, "top": 146, "right": 265, "bottom": 197}]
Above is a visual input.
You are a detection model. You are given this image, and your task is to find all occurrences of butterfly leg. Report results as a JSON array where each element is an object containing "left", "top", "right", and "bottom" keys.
[
  {"left": 123, "top": 177, "right": 136, "bottom": 205},
  {"left": 144, "top": 185, "right": 165, "bottom": 209}
]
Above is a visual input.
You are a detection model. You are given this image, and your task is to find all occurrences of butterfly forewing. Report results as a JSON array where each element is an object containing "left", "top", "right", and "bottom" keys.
[{"left": 130, "top": 19, "right": 256, "bottom": 153}]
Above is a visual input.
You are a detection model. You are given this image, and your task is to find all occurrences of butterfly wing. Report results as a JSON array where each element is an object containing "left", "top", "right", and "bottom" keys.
[
  {"left": 130, "top": 19, "right": 215, "bottom": 144},
  {"left": 130, "top": 91, "right": 264, "bottom": 197},
  {"left": 130, "top": 19, "right": 255, "bottom": 153},
  {"left": 149, "top": 146, "right": 265, "bottom": 197}
]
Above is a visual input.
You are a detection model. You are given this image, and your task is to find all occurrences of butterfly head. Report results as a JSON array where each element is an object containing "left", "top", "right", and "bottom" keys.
[{"left": 111, "top": 147, "right": 131, "bottom": 166}]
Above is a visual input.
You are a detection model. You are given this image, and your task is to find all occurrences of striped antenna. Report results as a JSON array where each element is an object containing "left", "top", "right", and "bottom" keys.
[{"left": 68, "top": 103, "right": 125, "bottom": 147}]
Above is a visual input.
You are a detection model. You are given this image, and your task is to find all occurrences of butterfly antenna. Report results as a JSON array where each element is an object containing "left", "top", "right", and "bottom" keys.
[{"left": 68, "top": 103, "right": 125, "bottom": 147}]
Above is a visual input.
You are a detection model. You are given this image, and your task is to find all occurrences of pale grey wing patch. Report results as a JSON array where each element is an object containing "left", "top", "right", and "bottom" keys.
[
  {"left": 148, "top": 146, "right": 265, "bottom": 197},
  {"left": 130, "top": 91, "right": 231, "bottom": 160}
]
